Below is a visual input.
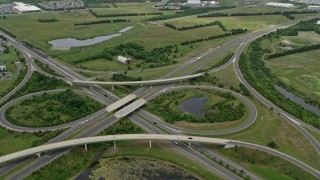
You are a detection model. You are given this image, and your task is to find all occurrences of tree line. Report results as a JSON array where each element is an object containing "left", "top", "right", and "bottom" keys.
[
  {"left": 165, "top": 21, "right": 226, "bottom": 31},
  {"left": 180, "top": 28, "right": 247, "bottom": 46},
  {"left": 266, "top": 44, "right": 320, "bottom": 59},
  {"left": 89, "top": 8, "right": 163, "bottom": 18},
  {"left": 74, "top": 19, "right": 129, "bottom": 26},
  {"left": 38, "top": 18, "right": 58, "bottom": 23},
  {"left": 148, "top": 6, "right": 235, "bottom": 21},
  {"left": 197, "top": 10, "right": 317, "bottom": 18}
]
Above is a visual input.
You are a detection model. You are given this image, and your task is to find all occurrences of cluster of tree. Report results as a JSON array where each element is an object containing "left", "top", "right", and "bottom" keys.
[
  {"left": 181, "top": 28, "right": 246, "bottom": 46},
  {"left": 197, "top": 11, "right": 317, "bottom": 18},
  {"left": 0, "top": 63, "right": 27, "bottom": 105},
  {"left": 34, "top": 59, "right": 62, "bottom": 77},
  {"left": 204, "top": 102, "right": 245, "bottom": 123},
  {"left": 1, "top": 16, "right": 6, "bottom": 19},
  {"left": 100, "top": 118, "right": 144, "bottom": 135},
  {"left": 89, "top": 8, "right": 163, "bottom": 18},
  {"left": 31, "top": 130, "right": 65, "bottom": 147},
  {"left": 111, "top": 73, "right": 142, "bottom": 81},
  {"left": 0, "top": 34, "right": 7, "bottom": 41},
  {"left": 38, "top": 18, "right": 58, "bottom": 23},
  {"left": 6, "top": 89, "right": 104, "bottom": 127},
  {"left": 78, "top": 42, "right": 178, "bottom": 68},
  {"left": 22, "top": 41, "right": 33, "bottom": 48},
  {"left": 147, "top": 90, "right": 245, "bottom": 124},
  {"left": 282, "top": 11, "right": 318, "bottom": 20},
  {"left": 239, "top": 83, "right": 251, "bottom": 96},
  {"left": 239, "top": 23, "right": 320, "bottom": 128},
  {"left": 266, "top": 44, "right": 320, "bottom": 59},
  {"left": 148, "top": 6, "right": 235, "bottom": 21},
  {"left": 14, "top": 72, "right": 69, "bottom": 98},
  {"left": 282, "top": 12, "right": 295, "bottom": 20}
]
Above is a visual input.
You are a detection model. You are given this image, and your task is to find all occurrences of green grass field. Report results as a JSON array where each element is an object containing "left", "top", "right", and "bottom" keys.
[
  {"left": 266, "top": 48, "right": 320, "bottom": 100},
  {"left": 218, "top": 146, "right": 317, "bottom": 179},
  {"left": 0, "top": 127, "right": 62, "bottom": 156}
]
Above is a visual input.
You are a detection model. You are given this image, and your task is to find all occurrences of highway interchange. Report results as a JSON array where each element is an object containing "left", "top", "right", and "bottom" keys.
[{"left": 0, "top": 14, "right": 320, "bottom": 180}]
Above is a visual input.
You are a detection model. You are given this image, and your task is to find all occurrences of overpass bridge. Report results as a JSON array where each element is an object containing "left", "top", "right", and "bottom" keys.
[
  {"left": 0, "top": 134, "right": 228, "bottom": 164},
  {"left": 71, "top": 73, "right": 203, "bottom": 86},
  {"left": 0, "top": 134, "right": 319, "bottom": 178},
  {"left": 105, "top": 94, "right": 137, "bottom": 112}
]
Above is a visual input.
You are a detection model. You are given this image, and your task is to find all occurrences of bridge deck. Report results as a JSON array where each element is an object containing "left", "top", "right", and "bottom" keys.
[
  {"left": 114, "top": 99, "right": 146, "bottom": 118},
  {"left": 106, "top": 94, "right": 137, "bottom": 112},
  {"left": 72, "top": 73, "right": 203, "bottom": 85}
]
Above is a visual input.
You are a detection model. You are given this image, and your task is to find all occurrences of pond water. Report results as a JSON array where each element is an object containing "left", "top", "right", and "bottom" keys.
[
  {"left": 179, "top": 96, "right": 208, "bottom": 117},
  {"left": 48, "top": 26, "right": 134, "bottom": 49},
  {"left": 275, "top": 85, "right": 320, "bottom": 116}
]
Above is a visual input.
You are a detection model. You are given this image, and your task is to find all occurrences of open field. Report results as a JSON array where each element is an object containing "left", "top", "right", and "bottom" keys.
[
  {"left": 0, "top": 127, "right": 63, "bottom": 156},
  {"left": 170, "top": 15, "right": 289, "bottom": 32},
  {"left": 217, "top": 146, "right": 317, "bottom": 179},
  {"left": 0, "top": 5, "right": 306, "bottom": 72},
  {"left": 266, "top": 49, "right": 320, "bottom": 100}
]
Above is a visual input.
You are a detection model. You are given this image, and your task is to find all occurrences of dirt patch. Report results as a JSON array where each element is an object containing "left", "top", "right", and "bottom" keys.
[{"left": 90, "top": 156, "right": 201, "bottom": 180}]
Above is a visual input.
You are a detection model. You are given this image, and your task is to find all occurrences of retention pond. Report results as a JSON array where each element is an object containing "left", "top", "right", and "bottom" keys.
[
  {"left": 179, "top": 96, "right": 208, "bottom": 117},
  {"left": 48, "top": 26, "right": 134, "bottom": 50}
]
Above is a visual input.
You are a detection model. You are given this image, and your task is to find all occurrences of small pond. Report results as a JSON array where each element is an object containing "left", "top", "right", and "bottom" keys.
[
  {"left": 179, "top": 96, "right": 208, "bottom": 117},
  {"left": 275, "top": 85, "right": 320, "bottom": 116},
  {"left": 48, "top": 26, "right": 134, "bottom": 49}
]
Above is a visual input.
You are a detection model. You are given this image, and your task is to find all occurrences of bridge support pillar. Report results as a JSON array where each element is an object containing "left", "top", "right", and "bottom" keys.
[
  {"left": 141, "top": 84, "right": 143, "bottom": 88},
  {"left": 188, "top": 142, "right": 191, "bottom": 147},
  {"left": 84, "top": 144, "right": 88, "bottom": 151},
  {"left": 36, "top": 153, "right": 41, "bottom": 157},
  {"left": 149, "top": 140, "right": 152, "bottom": 148},
  {"left": 180, "top": 80, "right": 182, "bottom": 84},
  {"left": 112, "top": 85, "right": 115, "bottom": 90},
  {"left": 114, "top": 141, "right": 116, "bottom": 149}
]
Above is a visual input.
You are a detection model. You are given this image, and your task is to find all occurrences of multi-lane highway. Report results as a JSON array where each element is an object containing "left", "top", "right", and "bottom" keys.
[{"left": 0, "top": 14, "right": 320, "bottom": 179}]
